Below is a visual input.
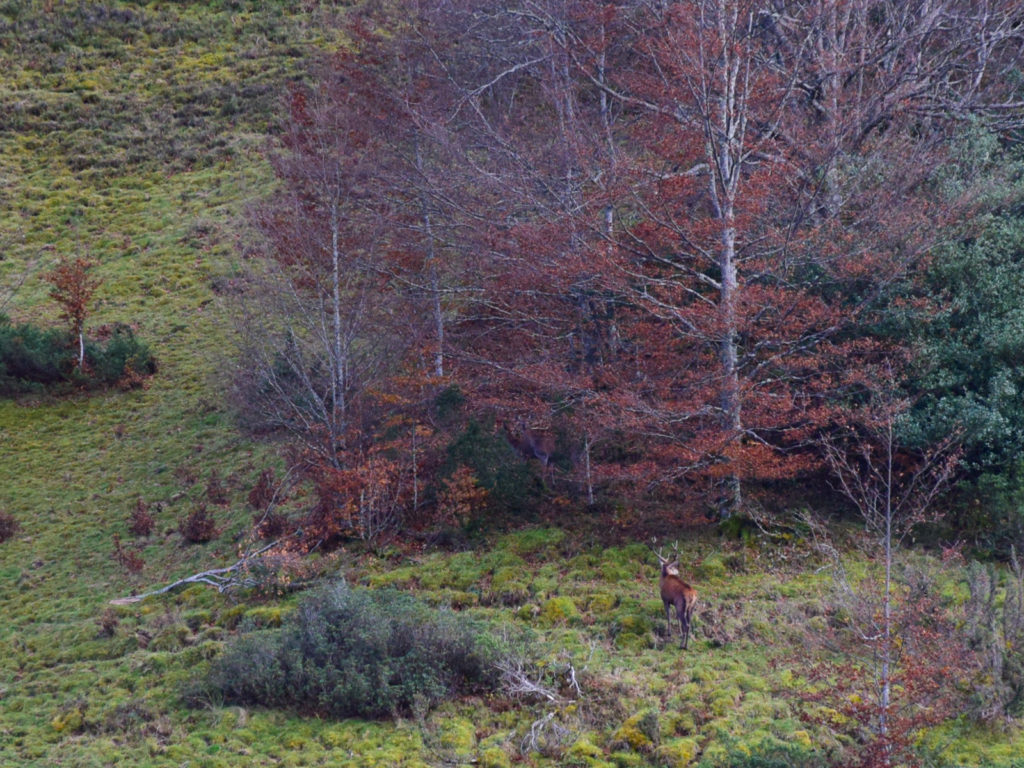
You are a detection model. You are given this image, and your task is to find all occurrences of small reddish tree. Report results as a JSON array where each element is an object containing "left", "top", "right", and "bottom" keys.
[
  {"left": 127, "top": 498, "right": 155, "bottom": 537},
  {"left": 248, "top": 467, "right": 297, "bottom": 540},
  {"left": 205, "top": 469, "right": 229, "bottom": 506},
  {"left": 46, "top": 256, "right": 101, "bottom": 368},
  {"left": 111, "top": 534, "right": 145, "bottom": 574},
  {"left": 437, "top": 466, "right": 489, "bottom": 529},
  {"left": 247, "top": 468, "right": 278, "bottom": 512},
  {"left": 179, "top": 504, "right": 218, "bottom": 544},
  {"left": 304, "top": 449, "right": 408, "bottom": 546},
  {"left": 0, "top": 510, "right": 19, "bottom": 543},
  {"left": 803, "top": 587, "right": 972, "bottom": 768}
]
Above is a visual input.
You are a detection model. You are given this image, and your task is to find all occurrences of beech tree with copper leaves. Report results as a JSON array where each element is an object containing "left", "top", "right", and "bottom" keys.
[
  {"left": 237, "top": 0, "right": 1024, "bottom": 534},
  {"left": 526, "top": 0, "right": 1024, "bottom": 517}
]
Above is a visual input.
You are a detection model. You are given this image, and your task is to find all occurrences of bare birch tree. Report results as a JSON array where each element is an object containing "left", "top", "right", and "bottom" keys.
[{"left": 811, "top": 366, "right": 962, "bottom": 765}]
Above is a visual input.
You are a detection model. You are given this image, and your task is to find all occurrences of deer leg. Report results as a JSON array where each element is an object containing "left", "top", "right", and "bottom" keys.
[
  {"left": 664, "top": 602, "right": 673, "bottom": 637},
  {"left": 681, "top": 602, "right": 693, "bottom": 650},
  {"left": 675, "top": 602, "right": 684, "bottom": 651}
]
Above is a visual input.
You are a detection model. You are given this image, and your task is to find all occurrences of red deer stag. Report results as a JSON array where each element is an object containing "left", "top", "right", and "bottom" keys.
[
  {"left": 502, "top": 418, "right": 556, "bottom": 473},
  {"left": 650, "top": 540, "right": 698, "bottom": 650}
]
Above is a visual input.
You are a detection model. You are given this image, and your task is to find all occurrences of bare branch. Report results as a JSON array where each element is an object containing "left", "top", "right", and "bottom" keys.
[{"left": 109, "top": 541, "right": 282, "bottom": 605}]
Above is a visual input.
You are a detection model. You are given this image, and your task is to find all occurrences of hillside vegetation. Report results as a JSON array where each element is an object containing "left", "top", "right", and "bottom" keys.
[{"left": 1, "top": 2, "right": 1024, "bottom": 767}]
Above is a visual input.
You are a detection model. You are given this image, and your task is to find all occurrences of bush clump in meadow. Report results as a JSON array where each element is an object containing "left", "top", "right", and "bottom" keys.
[
  {"left": 111, "top": 534, "right": 145, "bottom": 574},
  {"left": 247, "top": 468, "right": 278, "bottom": 511},
  {"left": 204, "top": 581, "right": 501, "bottom": 719},
  {"left": 179, "top": 504, "right": 218, "bottom": 543},
  {"left": 128, "top": 498, "right": 155, "bottom": 537},
  {"left": 0, "top": 319, "right": 68, "bottom": 392},
  {"left": 699, "top": 735, "right": 824, "bottom": 768},
  {"left": 205, "top": 469, "right": 229, "bottom": 505},
  {"left": 0, "top": 510, "right": 19, "bottom": 543},
  {"left": 86, "top": 324, "right": 157, "bottom": 390},
  {"left": 0, "top": 317, "right": 156, "bottom": 395}
]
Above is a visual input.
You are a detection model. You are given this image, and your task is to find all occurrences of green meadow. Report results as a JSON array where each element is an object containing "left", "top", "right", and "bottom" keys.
[{"left": 1, "top": 3, "right": 1022, "bottom": 766}]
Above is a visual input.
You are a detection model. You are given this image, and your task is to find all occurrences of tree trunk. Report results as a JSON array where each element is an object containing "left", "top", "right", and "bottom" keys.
[
  {"left": 431, "top": 269, "right": 444, "bottom": 378},
  {"left": 583, "top": 434, "right": 594, "bottom": 506},
  {"left": 719, "top": 219, "right": 742, "bottom": 517},
  {"left": 330, "top": 200, "right": 346, "bottom": 459},
  {"left": 879, "top": 408, "right": 895, "bottom": 763},
  {"left": 415, "top": 140, "right": 445, "bottom": 378},
  {"left": 711, "top": 0, "right": 744, "bottom": 518}
]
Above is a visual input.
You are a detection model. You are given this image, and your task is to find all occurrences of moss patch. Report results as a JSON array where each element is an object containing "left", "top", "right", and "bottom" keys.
[
  {"left": 611, "top": 710, "right": 660, "bottom": 753},
  {"left": 539, "top": 596, "right": 580, "bottom": 626},
  {"left": 438, "top": 716, "right": 477, "bottom": 758},
  {"left": 656, "top": 737, "right": 700, "bottom": 767}
]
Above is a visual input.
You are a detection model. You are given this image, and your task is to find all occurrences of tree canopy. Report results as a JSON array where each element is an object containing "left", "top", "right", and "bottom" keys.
[{"left": 234, "top": 0, "right": 1024, "bottom": 542}]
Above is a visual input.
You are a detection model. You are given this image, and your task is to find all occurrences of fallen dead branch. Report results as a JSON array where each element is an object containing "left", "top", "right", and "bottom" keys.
[{"left": 109, "top": 541, "right": 281, "bottom": 605}]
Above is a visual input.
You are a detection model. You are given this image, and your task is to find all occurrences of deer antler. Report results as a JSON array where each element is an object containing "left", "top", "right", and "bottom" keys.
[
  {"left": 649, "top": 537, "right": 668, "bottom": 564},
  {"left": 648, "top": 537, "right": 681, "bottom": 565}
]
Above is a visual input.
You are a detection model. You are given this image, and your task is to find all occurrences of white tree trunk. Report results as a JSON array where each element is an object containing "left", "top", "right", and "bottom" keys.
[
  {"left": 879, "top": 410, "right": 895, "bottom": 762},
  {"left": 719, "top": 221, "right": 742, "bottom": 516},
  {"left": 329, "top": 200, "right": 347, "bottom": 459},
  {"left": 415, "top": 141, "right": 445, "bottom": 379},
  {"left": 584, "top": 434, "right": 594, "bottom": 506},
  {"left": 710, "top": 0, "right": 745, "bottom": 518}
]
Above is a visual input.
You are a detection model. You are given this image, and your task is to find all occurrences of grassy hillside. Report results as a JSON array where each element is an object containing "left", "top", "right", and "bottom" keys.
[
  {"left": 0, "top": 1, "right": 329, "bottom": 763},
  {"left": 0, "top": 2, "right": 1022, "bottom": 767}
]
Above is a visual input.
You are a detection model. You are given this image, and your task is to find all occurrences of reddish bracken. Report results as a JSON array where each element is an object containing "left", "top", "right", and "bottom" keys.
[
  {"left": 128, "top": 498, "right": 155, "bottom": 537},
  {"left": 179, "top": 504, "right": 218, "bottom": 544}
]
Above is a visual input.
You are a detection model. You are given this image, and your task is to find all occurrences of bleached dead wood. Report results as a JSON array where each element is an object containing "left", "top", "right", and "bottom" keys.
[{"left": 109, "top": 541, "right": 280, "bottom": 605}]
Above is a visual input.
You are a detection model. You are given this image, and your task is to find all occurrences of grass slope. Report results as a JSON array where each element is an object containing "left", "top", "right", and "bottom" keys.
[{"left": 0, "top": 2, "right": 1021, "bottom": 766}]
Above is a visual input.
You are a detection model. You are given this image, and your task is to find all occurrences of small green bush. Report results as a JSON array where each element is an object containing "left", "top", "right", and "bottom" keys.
[
  {"left": 85, "top": 324, "right": 157, "bottom": 388},
  {"left": 0, "top": 318, "right": 67, "bottom": 392},
  {"left": 444, "top": 420, "right": 540, "bottom": 517},
  {"left": 204, "top": 581, "right": 501, "bottom": 719},
  {"left": 539, "top": 596, "right": 580, "bottom": 626},
  {"left": 611, "top": 710, "right": 660, "bottom": 752},
  {"left": 695, "top": 736, "right": 822, "bottom": 768},
  {"left": 695, "top": 553, "right": 728, "bottom": 582},
  {"left": 0, "top": 317, "right": 155, "bottom": 395}
]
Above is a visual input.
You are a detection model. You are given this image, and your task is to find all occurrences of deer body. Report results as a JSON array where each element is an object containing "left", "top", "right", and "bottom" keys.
[
  {"left": 502, "top": 419, "right": 556, "bottom": 469},
  {"left": 652, "top": 542, "right": 698, "bottom": 649},
  {"left": 660, "top": 564, "right": 697, "bottom": 649}
]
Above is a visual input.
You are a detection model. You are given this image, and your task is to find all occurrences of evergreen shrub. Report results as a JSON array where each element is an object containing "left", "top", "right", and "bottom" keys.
[
  {"left": 697, "top": 737, "right": 823, "bottom": 768},
  {"left": 0, "top": 317, "right": 155, "bottom": 395},
  {"left": 86, "top": 324, "right": 157, "bottom": 388},
  {"left": 445, "top": 419, "right": 539, "bottom": 517},
  {"left": 0, "top": 319, "right": 67, "bottom": 392},
  {"left": 205, "top": 581, "right": 501, "bottom": 719}
]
